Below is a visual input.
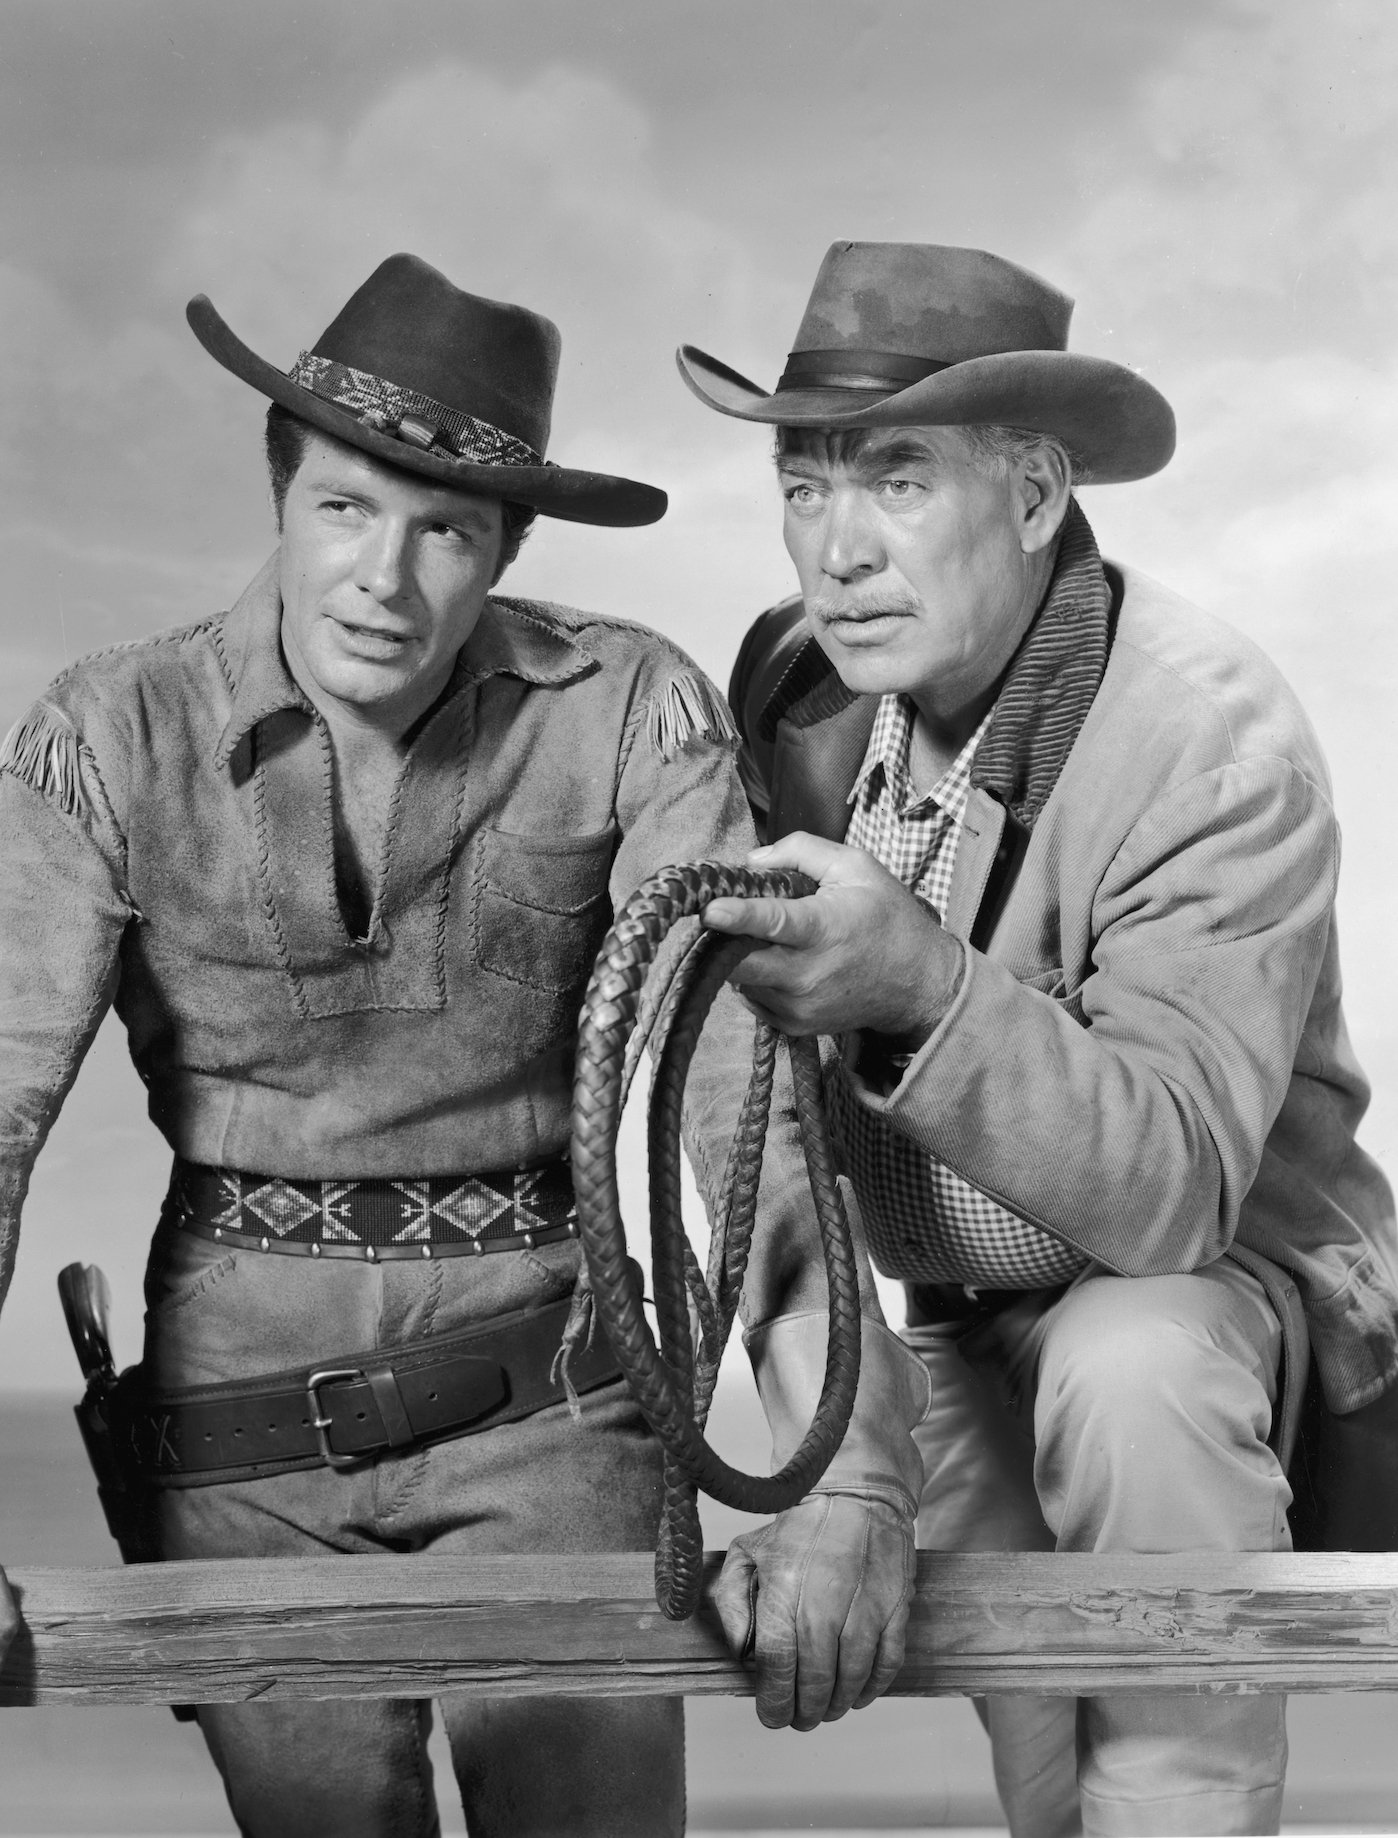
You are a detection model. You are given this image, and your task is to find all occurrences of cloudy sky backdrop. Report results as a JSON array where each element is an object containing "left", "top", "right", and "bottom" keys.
[{"left": 2, "top": 0, "right": 1395, "bottom": 1386}]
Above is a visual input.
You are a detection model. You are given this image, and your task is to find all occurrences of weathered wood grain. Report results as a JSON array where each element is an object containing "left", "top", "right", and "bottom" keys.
[{"left": 2, "top": 1551, "right": 1398, "bottom": 1705}]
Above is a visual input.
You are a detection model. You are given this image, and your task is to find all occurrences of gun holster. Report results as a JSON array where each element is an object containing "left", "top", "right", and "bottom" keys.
[{"left": 58, "top": 1262, "right": 158, "bottom": 1564}]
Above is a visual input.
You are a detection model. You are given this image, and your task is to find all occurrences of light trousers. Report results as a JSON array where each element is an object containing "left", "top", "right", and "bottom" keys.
[{"left": 907, "top": 1259, "right": 1295, "bottom": 1838}]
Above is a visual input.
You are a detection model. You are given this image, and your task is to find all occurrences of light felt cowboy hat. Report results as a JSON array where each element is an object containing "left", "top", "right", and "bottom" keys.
[
  {"left": 677, "top": 241, "right": 1175, "bottom": 484},
  {"left": 188, "top": 253, "right": 667, "bottom": 526}
]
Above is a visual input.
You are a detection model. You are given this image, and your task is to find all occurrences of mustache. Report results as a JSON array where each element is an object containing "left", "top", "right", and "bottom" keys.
[{"left": 807, "top": 588, "right": 923, "bottom": 622}]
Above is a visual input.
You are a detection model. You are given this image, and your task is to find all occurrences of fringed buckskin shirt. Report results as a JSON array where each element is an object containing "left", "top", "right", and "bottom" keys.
[{"left": 0, "top": 558, "right": 821, "bottom": 1320}]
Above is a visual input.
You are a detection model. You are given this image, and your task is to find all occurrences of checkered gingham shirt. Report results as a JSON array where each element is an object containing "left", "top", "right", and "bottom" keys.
[{"left": 828, "top": 693, "right": 1087, "bottom": 1289}]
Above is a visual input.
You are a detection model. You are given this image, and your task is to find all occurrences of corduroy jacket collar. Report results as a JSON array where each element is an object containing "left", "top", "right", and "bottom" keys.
[
  {"left": 213, "top": 555, "right": 593, "bottom": 769},
  {"left": 969, "top": 500, "right": 1112, "bottom": 830}
]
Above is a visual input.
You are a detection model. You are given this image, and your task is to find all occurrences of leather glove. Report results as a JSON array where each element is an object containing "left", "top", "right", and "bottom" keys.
[{"left": 713, "top": 1311, "right": 931, "bottom": 1729}]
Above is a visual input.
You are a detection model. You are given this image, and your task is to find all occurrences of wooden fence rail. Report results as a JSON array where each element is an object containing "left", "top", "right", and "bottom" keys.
[{"left": 2, "top": 1551, "right": 1397, "bottom": 1707}]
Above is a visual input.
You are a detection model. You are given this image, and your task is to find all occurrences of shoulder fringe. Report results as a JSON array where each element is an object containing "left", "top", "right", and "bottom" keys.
[
  {"left": 0, "top": 703, "right": 87, "bottom": 819},
  {"left": 645, "top": 671, "right": 740, "bottom": 762}
]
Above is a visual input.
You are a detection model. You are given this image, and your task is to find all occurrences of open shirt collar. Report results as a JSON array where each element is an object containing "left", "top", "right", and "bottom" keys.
[
  {"left": 848, "top": 693, "right": 994, "bottom": 828},
  {"left": 213, "top": 558, "right": 593, "bottom": 769}
]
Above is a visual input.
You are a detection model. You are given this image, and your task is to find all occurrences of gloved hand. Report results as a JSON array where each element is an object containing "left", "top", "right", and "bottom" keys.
[
  {"left": 714, "top": 1311, "right": 931, "bottom": 1729},
  {"left": 713, "top": 1490, "right": 916, "bottom": 1729}
]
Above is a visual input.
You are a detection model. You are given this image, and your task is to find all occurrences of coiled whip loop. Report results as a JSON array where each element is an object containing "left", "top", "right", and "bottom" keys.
[{"left": 572, "top": 862, "right": 863, "bottom": 1620}]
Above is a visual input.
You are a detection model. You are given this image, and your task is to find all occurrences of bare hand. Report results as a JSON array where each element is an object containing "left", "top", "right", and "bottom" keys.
[
  {"left": 704, "top": 833, "right": 962, "bottom": 1038},
  {"left": 711, "top": 1494, "right": 916, "bottom": 1729}
]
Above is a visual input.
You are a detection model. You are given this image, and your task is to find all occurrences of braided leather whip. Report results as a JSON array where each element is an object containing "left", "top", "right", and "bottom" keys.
[{"left": 572, "top": 862, "right": 863, "bottom": 1620}]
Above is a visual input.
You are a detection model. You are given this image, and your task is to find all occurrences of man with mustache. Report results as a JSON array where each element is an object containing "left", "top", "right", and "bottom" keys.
[
  {"left": 684, "top": 242, "right": 1398, "bottom": 1836},
  {"left": 0, "top": 255, "right": 929, "bottom": 1836}
]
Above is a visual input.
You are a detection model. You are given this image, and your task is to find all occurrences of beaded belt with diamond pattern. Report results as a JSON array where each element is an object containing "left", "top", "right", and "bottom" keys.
[{"left": 163, "top": 1158, "right": 579, "bottom": 1262}]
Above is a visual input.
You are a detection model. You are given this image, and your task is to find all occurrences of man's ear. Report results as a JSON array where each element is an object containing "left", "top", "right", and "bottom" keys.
[{"left": 1016, "top": 442, "right": 1073, "bottom": 557}]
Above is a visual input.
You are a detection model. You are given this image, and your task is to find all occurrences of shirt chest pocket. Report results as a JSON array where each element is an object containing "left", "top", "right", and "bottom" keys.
[{"left": 471, "top": 823, "right": 617, "bottom": 995}]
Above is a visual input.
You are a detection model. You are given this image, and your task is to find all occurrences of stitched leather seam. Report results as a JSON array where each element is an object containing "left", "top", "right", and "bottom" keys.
[{"left": 250, "top": 734, "right": 311, "bottom": 1020}]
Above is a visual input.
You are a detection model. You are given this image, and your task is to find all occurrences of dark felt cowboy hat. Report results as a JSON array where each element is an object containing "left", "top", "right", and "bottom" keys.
[
  {"left": 677, "top": 242, "right": 1175, "bottom": 484},
  {"left": 188, "top": 253, "right": 667, "bottom": 526}
]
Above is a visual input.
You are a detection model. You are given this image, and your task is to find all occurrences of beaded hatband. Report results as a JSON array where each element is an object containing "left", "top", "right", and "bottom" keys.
[{"left": 287, "top": 353, "right": 543, "bottom": 469}]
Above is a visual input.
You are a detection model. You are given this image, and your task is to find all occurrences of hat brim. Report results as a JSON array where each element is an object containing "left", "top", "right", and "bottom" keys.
[
  {"left": 188, "top": 296, "right": 667, "bottom": 527},
  {"left": 675, "top": 344, "right": 1175, "bottom": 485}
]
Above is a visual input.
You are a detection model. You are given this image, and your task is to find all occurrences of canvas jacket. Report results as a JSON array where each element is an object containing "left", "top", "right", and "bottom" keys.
[
  {"left": 736, "top": 528, "right": 1398, "bottom": 1416},
  {"left": 0, "top": 557, "right": 835, "bottom": 1330}
]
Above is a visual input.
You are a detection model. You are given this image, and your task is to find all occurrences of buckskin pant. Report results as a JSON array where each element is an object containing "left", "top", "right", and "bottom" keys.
[
  {"left": 143, "top": 1221, "right": 684, "bottom": 1838},
  {"left": 906, "top": 1259, "right": 1293, "bottom": 1838}
]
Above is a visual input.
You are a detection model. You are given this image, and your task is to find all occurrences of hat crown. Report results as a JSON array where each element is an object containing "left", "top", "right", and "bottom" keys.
[
  {"left": 312, "top": 253, "right": 561, "bottom": 458},
  {"left": 792, "top": 242, "right": 1074, "bottom": 364},
  {"left": 673, "top": 240, "right": 1174, "bottom": 484}
]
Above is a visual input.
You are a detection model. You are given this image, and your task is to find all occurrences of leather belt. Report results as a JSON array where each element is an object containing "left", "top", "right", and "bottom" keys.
[
  {"left": 170, "top": 1215, "right": 577, "bottom": 1261},
  {"left": 108, "top": 1292, "right": 623, "bottom": 1488},
  {"left": 164, "top": 1157, "right": 578, "bottom": 1259},
  {"left": 906, "top": 1281, "right": 1067, "bottom": 1326}
]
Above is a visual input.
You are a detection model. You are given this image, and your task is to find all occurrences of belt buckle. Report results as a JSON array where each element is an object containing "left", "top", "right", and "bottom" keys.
[{"left": 306, "top": 1366, "right": 365, "bottom": 1469}]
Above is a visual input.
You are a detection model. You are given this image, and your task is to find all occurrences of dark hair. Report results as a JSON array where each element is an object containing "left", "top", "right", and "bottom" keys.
[{"left": 264, "top": 403, "right": 536, "bottom": 578}]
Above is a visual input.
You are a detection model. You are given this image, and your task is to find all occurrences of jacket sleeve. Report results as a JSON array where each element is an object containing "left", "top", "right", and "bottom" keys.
[
  {"left": 856, "top": 755, "right": 1339, "bottom": 1276},
  {"left": 0, "top": 706, "right": 131, "bottom": 1307},
  {"left": 610, "top": 656, "right": 884, "bottom": 1327}
]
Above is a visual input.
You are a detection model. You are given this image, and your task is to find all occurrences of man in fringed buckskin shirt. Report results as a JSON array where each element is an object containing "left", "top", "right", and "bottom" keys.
[
  {"left": 0, "top": 255, "right": 930, "bottom": 1836},
  {"left": 686, "top": 241, "right": 1398, "bottom": 1837}
]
